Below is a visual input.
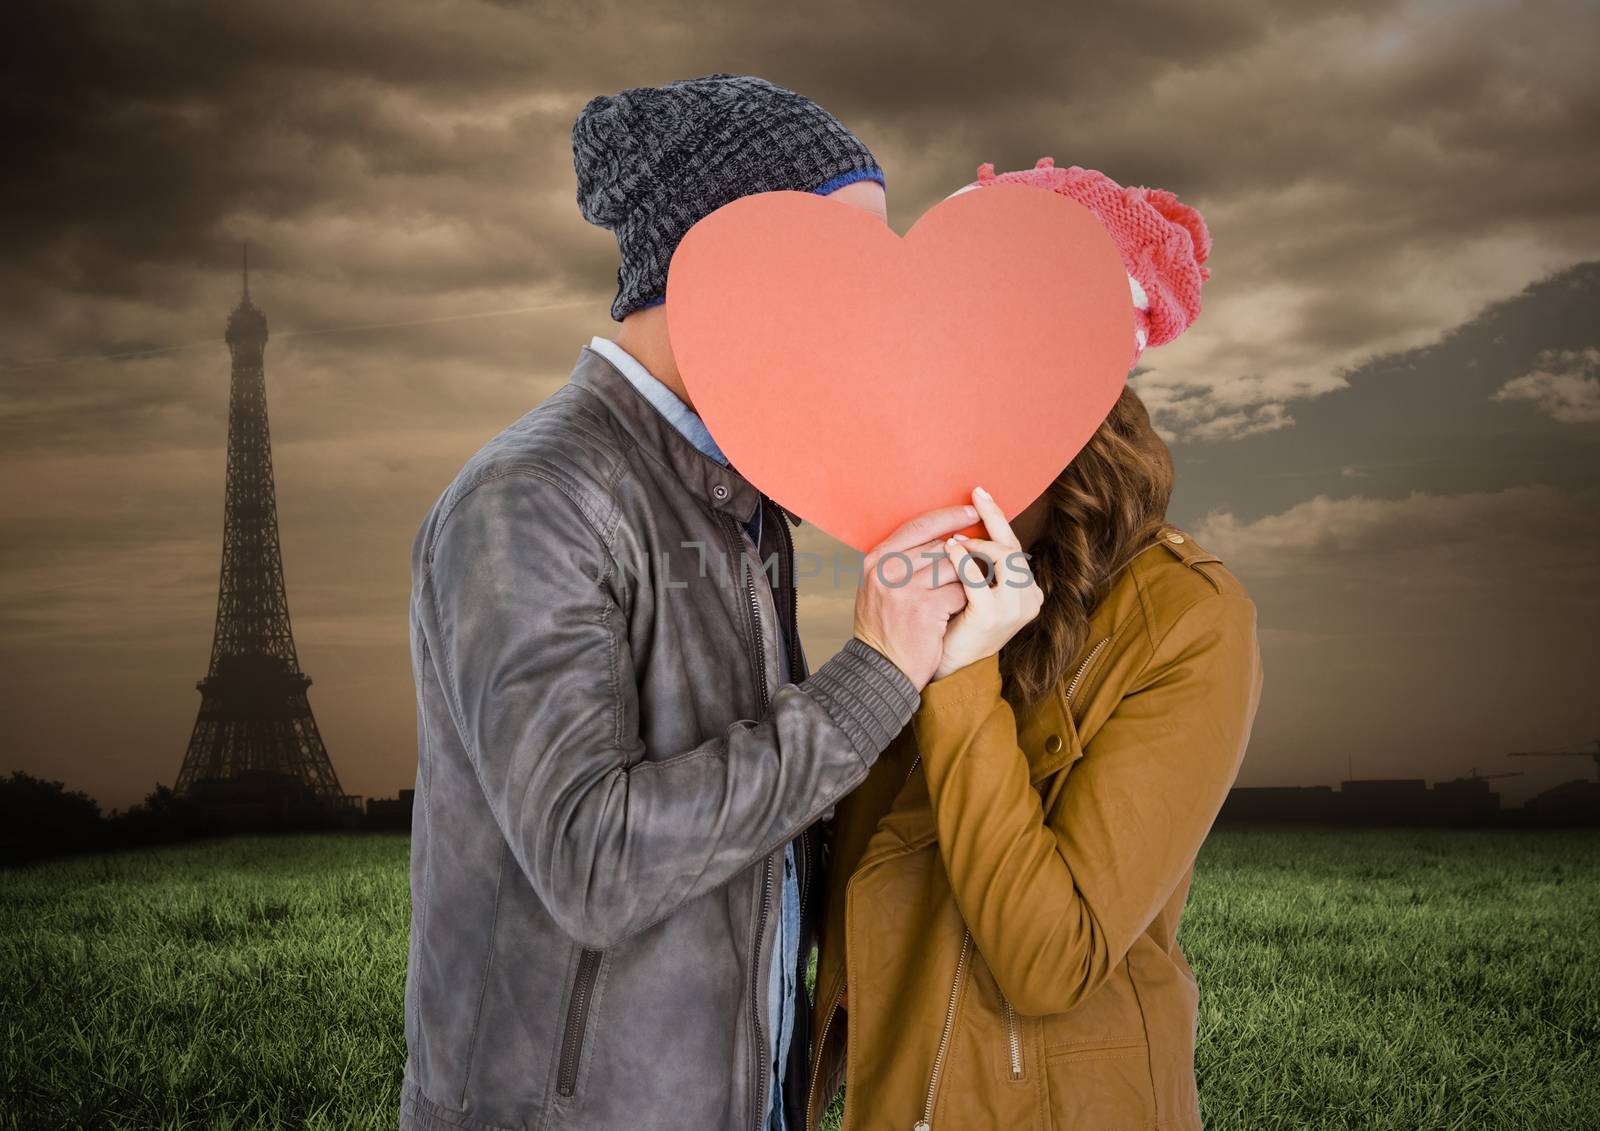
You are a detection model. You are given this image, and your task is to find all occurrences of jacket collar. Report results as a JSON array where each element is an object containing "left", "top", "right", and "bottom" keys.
[{"left": 568, "top": 344, "right": 763, "bottom": 527}]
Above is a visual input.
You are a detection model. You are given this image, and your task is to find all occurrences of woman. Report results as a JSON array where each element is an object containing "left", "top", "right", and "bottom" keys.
[{"left": 806, "top": 159, "right": 1264, "bottom": 1130}]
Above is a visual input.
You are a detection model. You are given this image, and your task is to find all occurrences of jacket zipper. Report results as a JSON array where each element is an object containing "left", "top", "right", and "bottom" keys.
[
  {"left": 795, "top": 822, "right": 812, "bottom": 916},
  {"left": 1001, "top": 996, "right": 1024, "bottom": 1079},
  {"left": 721, "top": 508, "right": 776, "bottom": 1131},
  {"left": 914, "top": 929, "right": 973, "bottom": 1131},
  {"left": 773, "top": 502, "right": 814, "bottom": 911},
  {"left": 751, "top": 855, "right": 775, "bottom": 1129},
  {"left": 728, "top": 509, "right": 772, "bottom": 710},
  {"left": 555, "top": 947, "right": 603, "bottom": 1097},
  {"left": 805, "top": 980, "right": 844, "bottom": 1130},
  {"left": 1065, "top": 636, "right": 1111, "bottom": 704}
]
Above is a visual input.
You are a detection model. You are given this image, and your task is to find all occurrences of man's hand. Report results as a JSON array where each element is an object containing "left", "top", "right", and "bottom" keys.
[
  {"left": 930, "top": 486, "right": 1044, "bottom": 683},
  {"left": 852, "top": 503, "right": 976, "bottom": 690}
]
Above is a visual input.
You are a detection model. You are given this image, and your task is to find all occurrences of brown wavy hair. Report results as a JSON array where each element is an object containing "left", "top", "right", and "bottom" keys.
[{"left": 999, "top": 383, "right": 1176, "bottom": 710}]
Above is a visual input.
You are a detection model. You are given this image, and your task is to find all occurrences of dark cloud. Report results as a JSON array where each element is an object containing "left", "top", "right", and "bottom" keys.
[{"left": 2, "top": 0, "right": 1597, "bottom": 809}]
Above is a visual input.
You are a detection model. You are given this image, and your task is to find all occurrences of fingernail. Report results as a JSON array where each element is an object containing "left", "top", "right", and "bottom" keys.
[
  {"left": 952, "top": 534, "right": 969, "bottom": 542},
  {"left": 964, "top": 505, "right": 979, "bottom": 519},
  {"left": 974, "top": 486, "right": 992, "bottom": 502}
]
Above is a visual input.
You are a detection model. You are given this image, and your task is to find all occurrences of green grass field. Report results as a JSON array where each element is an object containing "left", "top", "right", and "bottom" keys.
[{"left": 3, "top": 828, "right": 1597, "bottom": 1130}]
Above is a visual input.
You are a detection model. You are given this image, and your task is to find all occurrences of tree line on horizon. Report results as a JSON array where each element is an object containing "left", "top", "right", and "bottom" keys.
[{"left": 0, "top": 771, "right": 227, "bottom": 865}]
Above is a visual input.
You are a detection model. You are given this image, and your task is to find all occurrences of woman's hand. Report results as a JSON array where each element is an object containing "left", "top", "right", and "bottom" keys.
[{"left": 930, "top": 486, "right": 1044, "bottom": 683}]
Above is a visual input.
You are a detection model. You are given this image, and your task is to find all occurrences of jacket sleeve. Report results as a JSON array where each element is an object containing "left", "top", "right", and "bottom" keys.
[
  {"left": 420, "top": 470, "right": 919, "bottom": 951},
  {"left": 911, "top": 593, "right": 1263, "bottom": 1016}
]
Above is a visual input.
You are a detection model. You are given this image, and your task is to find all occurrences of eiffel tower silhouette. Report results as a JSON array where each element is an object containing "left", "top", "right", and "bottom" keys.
[{"left": 176, "top": 248, "right": 351, "bottom": 822}]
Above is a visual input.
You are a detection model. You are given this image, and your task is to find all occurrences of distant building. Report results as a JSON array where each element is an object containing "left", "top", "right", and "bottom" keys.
[
  {"left": 1520, "top": 780, "right": 1600, "bottom": 827},
  {"left": 1217, "top": 786, "right": 1340, "bottom": 823},
  {"left": 1339, "top": 778, "right": 1429, "bottom": 824},
  {"left": 367, "top": 789, "right": 415, "bottom": 830},
  {"left": 1215, "top": 771, "right": 1599, "bottom": 827},
  {"left": 1429, "top": 776, "right": 1504, "bottom": 825}
]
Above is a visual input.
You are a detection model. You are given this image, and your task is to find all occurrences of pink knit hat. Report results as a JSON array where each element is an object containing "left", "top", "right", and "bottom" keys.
[{"left": 946, "top": 156, "right": 1212, "bottom": 369}]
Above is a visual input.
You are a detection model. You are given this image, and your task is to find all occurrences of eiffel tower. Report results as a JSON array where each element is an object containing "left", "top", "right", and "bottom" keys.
[{"left": 176, "top": 249, "right": 350, "bottom": 821}]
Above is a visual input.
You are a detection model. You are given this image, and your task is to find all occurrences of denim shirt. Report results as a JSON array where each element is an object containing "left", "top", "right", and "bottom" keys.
[{"left": 587, "top": 334, "right": 800, "bottom": 1130}]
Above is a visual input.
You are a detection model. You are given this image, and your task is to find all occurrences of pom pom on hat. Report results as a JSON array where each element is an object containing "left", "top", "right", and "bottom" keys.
[{"left": 949, "top": 156, "right": 1212, "bottom": 368}]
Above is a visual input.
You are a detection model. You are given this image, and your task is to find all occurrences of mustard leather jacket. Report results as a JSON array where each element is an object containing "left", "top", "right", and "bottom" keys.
[{"left": 807, "top": 526, "right": 1264, "bottom": 1131}]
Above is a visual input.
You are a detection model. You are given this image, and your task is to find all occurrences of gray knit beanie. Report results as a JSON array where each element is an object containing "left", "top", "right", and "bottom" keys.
[{"left": 572, "top": 73, "right": 885, "bottom": 322}]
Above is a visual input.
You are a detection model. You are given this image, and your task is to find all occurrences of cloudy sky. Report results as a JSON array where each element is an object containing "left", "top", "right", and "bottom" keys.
[{"left": 3, "top": 0, "right": 1597, "bottom": 812}]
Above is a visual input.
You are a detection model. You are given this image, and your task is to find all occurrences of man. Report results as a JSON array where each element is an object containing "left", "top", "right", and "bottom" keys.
[{"left": 401, "top": 74, "right": 972, "bottom": 1131}]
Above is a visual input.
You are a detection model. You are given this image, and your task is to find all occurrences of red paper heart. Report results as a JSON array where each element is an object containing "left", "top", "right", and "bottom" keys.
[{"left": 666, "top": 183, "right": 1133, "bottom": 553}]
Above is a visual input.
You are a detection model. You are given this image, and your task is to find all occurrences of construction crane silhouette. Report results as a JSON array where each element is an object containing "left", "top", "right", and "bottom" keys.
[
  {"left": 1465, "top": 768, "right": 1523, "bottom": 781},
  {"left": 1507, "top": 740, "right": 1600, "bottom": 782}
]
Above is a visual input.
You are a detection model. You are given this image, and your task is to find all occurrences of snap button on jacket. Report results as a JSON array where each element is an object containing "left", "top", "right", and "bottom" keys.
[{"left": 808, "top": 530, "right": 1264, "bottom": 1131}]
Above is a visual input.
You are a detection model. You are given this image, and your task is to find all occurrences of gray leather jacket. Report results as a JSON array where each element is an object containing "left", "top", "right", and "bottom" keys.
[{"left": 401, "top": 344, "right": 920, "bottom": 1130}]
